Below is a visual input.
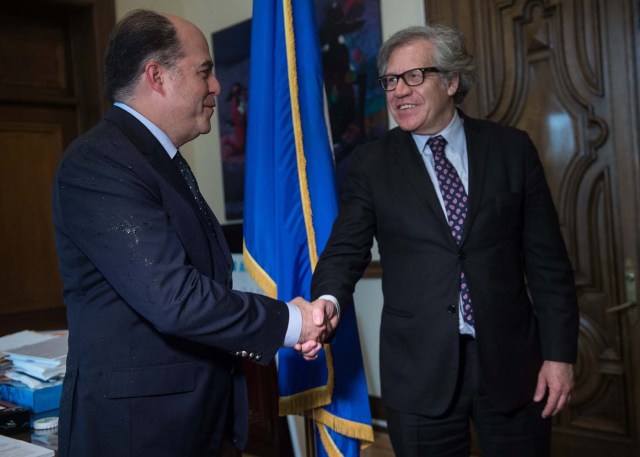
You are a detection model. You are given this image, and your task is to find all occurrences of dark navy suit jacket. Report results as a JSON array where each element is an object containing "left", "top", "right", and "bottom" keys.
[
  {"left": 52, "top": 106, "right": 289, "bottom": 456},
  {"left": 312, "top": 111, "right": 579, "bottom": 416}
]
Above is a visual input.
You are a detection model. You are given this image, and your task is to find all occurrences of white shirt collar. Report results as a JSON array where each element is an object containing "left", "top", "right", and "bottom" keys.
[
  {"left": 114, "top": 102, "right": 179, "bottom": 159},
  {"left": 411, "top": 110, "right": 465, "bottom": 157}
]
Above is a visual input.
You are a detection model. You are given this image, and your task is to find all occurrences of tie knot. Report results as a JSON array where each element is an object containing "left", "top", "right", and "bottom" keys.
[
  {"left": 426, "top": 135, "right": 447, "bottom": 156},
  {"left": 174, "top": 150, "right": 191, "bottom": 170}
]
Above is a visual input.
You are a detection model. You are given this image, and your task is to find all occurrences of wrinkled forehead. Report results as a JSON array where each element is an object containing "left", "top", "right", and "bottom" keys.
[{"left": 386, "top": 39, "right": 434, "bottom": 72}]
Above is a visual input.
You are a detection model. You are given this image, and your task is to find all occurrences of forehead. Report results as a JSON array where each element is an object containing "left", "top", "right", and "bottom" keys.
[
  {"left": 174, "top": 19, "right": 212, "bottom": 63},
  {"left": 387, "top": 39, "right": 434, "bottom": 71}
]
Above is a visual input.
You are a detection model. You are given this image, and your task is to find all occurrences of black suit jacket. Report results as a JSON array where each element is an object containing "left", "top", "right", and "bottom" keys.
[
  {"left": 311, "top": 111, "right": 579, "bottom": 416},
  {"left": 52, "top": 106, "right": 289, "bottom": 456}
]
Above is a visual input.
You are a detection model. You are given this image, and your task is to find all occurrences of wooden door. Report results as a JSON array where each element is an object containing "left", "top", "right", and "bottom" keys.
[
  {"left": 423, "top": 0, "right": 640, "bottom": 455},
  {"left": 0, "top": 0, "right": 114, "bottom": 334}
]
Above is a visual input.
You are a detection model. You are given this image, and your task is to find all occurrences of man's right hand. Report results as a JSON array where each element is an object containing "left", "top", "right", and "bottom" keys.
[{"left": 289, "top": 297, "right": 338, "bottom": 360}]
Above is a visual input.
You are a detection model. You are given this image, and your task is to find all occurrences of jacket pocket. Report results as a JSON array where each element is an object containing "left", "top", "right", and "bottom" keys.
[{"left": 106, "top": 362, "right": 196, "bottom": 399}]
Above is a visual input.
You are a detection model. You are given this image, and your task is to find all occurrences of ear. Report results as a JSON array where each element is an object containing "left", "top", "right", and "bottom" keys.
[
  {"left": 446, "top": 73, "right": 460, "bottom": 97},
  {"left": 142, "top": 62, "right": 165, "bottom": 94}
]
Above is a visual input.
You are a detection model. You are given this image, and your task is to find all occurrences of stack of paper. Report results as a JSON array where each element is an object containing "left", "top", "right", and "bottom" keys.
[
  {"left": 0, "top": 332, "right": 66, "bottom": 414},
  {"left": 4, "top": 336, "right": 67, "bottom": 382},
  {"left": 0, "top": 434, "right": 54, "bottom": 457},
  {"left": 0, "top": 331, "right": 57, "bottom": 382},
  {"left": 0, "top": 331, "right": 57, "bottom": 355}
]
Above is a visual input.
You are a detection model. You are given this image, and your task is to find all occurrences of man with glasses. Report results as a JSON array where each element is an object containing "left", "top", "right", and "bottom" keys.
[{"left": 310, "top": 24, "right": 578, "bottom": 456}]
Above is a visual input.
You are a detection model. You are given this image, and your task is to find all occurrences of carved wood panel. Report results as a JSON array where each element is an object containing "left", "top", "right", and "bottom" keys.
[{"left": 424, "top": 0, "right": 640, "bottom": 455}]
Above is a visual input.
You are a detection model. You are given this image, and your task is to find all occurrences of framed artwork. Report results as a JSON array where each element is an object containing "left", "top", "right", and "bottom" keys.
[
  {"left": 214, "top": 0, "right": 385, "bottom": 220},
  {"left": 212, "top": 19, "right": 251, "bottom": 221},
  {"left": 314, "top": 0, "right": 387, "bottom": 194}
]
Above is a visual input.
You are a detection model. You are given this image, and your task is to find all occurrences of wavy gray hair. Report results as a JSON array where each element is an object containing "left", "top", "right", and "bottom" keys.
[{"left": 377, "top": 24, "right": 476, "bottom": 104}]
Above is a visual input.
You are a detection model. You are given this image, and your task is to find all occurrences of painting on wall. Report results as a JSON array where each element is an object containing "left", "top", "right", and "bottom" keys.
[
  {"left": 314, "top": 0, "right": 387, "bottom": 194},
  {"left": 213, "top": 1, "right": 385, "bottom": 219},
  {"left": 212, "top": 19, "right": 251, "bottom": 221}
]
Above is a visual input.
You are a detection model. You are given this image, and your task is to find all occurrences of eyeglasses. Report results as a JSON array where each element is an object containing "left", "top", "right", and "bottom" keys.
[{"left": 378, "top": 67, "right": 441, "bottom": 91}]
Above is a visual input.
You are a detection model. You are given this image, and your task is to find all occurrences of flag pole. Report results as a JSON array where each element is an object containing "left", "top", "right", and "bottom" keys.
[{"left": 304, "top": 417, "right": 316, "bottom": 457}]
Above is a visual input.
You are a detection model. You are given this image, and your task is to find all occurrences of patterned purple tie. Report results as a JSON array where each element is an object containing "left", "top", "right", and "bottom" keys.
[{"left": 427, "top": 135, "right": 474, "bottom": 325}]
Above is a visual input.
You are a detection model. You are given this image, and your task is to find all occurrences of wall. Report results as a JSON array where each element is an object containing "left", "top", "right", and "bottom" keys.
[{"left": 114, "top": 0, "right": 426, "bottom": 397}]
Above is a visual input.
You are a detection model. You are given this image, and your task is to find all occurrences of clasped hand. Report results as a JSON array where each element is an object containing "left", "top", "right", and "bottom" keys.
[{"left": 289, "top": 297, "right": 339, "bottom": 361}]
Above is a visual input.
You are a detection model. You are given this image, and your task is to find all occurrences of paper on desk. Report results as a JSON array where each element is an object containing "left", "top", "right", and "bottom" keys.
[
  {"left": 0, "top": 434, "right": 54, "bottom": 457},
  {"left": 10, "top": 359, "right": 66, "bottom": 382},
  {"left": 4, "top": 370, "right": 57, "bottom": 389},
  {"left": 0, "top": 332, "right": 57, "bottom": 355},
  {"left": 5, "top": 336, "right": 68, "bottom": 367}
]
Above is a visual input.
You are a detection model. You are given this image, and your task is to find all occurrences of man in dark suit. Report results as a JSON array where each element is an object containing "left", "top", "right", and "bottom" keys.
[
  {"left": 52, "top": 9, "right": 327, "bottom": 457},
  {"left": 310, "top": 24, "right": 579, "bottom": 456}
]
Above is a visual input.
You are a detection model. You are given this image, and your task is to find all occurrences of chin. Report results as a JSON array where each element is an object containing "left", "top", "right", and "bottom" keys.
[
  {"left": 397, "top": 121, "right": 420, "bottom": 132},
  {"left": 198, "top": 120, "right": 212, "bottom": 134}
]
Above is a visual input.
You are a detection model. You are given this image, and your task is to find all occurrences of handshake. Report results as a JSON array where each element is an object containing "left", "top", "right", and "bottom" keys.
[{"left": 290, "top": 297, "right": 340, "bottom": 361}]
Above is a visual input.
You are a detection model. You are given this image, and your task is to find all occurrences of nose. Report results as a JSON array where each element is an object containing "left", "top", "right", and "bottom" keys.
[{"left": 209, "top": 74, "right": 221, "bottom": 96}]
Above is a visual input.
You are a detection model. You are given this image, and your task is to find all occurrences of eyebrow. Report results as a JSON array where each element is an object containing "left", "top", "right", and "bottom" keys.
[{"left": 200, "top": 60, "right": 214, "bottom": 71}]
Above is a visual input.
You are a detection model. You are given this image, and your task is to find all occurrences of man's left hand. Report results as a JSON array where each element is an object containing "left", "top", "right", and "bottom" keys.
[{"left": 534, "top": 360, "right": 574, "bottom": 418}]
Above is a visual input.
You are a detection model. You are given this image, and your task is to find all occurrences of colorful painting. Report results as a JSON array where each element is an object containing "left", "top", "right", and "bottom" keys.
[
  {"left": 214, "top": 1, "right": 385, "bottom": 219},
  {"left": 314, "top": 0, "right": 387, "bottom": 194},
  {"left": 213, "top": 19, "right": 251, "bottom": 221}
]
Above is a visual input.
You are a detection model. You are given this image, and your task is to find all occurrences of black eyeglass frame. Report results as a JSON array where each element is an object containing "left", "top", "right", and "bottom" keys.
[{"left": 378, "top": 67, "right": 441, "bottom": 91}]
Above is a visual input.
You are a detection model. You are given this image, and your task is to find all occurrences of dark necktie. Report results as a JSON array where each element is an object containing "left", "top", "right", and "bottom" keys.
[
  {"left": 174, "top": 151, "right": 217, "bottom": 235},
  {"left": 427, "top": 135, "right": 474, "bottom": 325}
]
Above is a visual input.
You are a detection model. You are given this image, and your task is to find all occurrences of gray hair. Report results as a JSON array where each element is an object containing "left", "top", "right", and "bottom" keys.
[{"left": 377, "top": 24, "right": 476, "bottom": 104}]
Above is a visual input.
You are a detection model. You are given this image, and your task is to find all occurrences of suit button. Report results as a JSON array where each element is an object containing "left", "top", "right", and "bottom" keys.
[
  {"left": 447, "top": 304, "right": 457, "bottom": 314},
  {"left": 241, "top": 351, "right": 248, "bottom": 358},
  {"left": 457, "top": 251, "right": 466, "bottom": 260},
  {"left": 255, "top": 354, "right": 262, "bottom": 361}
]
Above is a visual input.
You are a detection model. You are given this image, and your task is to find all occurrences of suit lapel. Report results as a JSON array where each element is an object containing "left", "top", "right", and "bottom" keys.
[
  {"left": 105, "top": 106, "right": 194, "bottom": 206},
  {"left": 390, "top": 129, "right": 458, "bottom": 244},
  {"left": 105, "top": 106, "right": 233, "bottom": 277},
  {"left": 458, "top": 111, "right": 488, "bottom": 246}
]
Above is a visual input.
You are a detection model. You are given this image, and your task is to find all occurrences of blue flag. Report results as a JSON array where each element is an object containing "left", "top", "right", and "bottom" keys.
[{"left": 243, "top": 0, "right": 374, "bottom": 455}]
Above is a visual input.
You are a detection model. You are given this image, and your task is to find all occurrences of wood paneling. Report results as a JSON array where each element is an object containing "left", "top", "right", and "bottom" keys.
[
  {"left": 0, "top": 0, "right": 114, "bottom": 333},
  {"left": 0, "top": 13, "right": 72, "bottom": 96},
  {"left": 423, "top": 0, "right": 640, "bottom": 455},
  {"left": 0, "top": 122, "right": 65, "bottom": 314}
]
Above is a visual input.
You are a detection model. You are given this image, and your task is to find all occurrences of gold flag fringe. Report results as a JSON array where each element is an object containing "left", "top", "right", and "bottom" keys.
[
  {"left": 243, "top": 243, "right": 277, "bottom": 299},
  {"left": 312, "top": 408, "right": 374, "bottom": 449},
  {"left": 282, "top": 0, "right": 319, "bottom": 270},
  {"left": 317, "top": 424, "right": 343, "bottom": 457},
  {"left": 279, "top": 344, "right": 335, "bottom": 415}
]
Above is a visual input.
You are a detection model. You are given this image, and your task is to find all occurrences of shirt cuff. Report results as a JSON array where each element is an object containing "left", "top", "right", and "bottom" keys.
[
  {"left": 283, "top": 302, "right": 302, "bottom": 347},
  {"left": 319, "top": 294, "right": 340, "bottom": 318}
]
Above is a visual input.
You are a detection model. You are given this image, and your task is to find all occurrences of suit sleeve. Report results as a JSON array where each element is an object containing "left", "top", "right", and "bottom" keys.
[
  {"left": 53, "top": 143, "right": 288, "bottom": 365},
  {"left": 311, "top": 147, "right": 375, "bottom": 305},
  {"left": 521, "top": 133, "right": 579, "bottom": 363}
]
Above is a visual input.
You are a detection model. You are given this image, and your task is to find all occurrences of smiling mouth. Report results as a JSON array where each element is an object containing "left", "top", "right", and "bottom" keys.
[{"left": 397, "top": 104, "right": 416, "bottom": 110}]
